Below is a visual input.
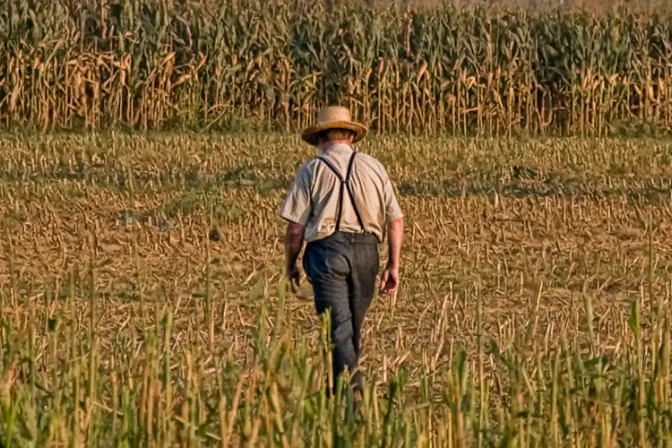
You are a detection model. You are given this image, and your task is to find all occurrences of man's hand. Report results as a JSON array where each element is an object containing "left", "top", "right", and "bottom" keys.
[
  {"left": 380, "top": 217, "right": 404, "bottom": 295},
  {"left": 286, "top": 265, "right": 302, "bottom": 293},
  {"left": 379, "top": 265, "right": 399, "bottom": 295}
]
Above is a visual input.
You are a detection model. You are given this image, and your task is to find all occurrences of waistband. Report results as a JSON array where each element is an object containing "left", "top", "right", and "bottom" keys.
[{"left": 307, "top": 231, "right": 379, "bottom": 247}]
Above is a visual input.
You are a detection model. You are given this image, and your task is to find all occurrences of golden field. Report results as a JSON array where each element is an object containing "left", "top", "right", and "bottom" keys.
[
  {"left": 2, "top": 133, "right": 672, "bottom": 446},
  {"left": 3, "top": 1, "right": 672, "bottom": 137}
]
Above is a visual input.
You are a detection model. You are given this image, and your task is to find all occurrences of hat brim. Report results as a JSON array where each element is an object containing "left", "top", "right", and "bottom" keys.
[{"left": 301, "top": 120, "right": 368, "bottom": 146}]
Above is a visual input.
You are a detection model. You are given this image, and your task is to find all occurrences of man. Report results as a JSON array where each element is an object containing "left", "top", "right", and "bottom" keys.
[{"left": 279, "top": 105, "right": 404, "bottom": 396}]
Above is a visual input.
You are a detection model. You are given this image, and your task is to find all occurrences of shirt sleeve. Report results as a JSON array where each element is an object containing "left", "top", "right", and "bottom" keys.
[
  {"left": 383, "top": 174, "right": 403, "bottom": 223},
  {"left": 279, "top": 163, "right": 312, "bottom": 226}
]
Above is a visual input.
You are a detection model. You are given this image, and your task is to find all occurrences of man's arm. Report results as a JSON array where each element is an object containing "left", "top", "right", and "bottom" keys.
[
  {"left": 285, "top": 221, "right": 306, "bottom": 292},
  {"left": 278, "top": 163, "right": 312, "bottom": 292},
  {"left": 380, "top": 217, "right": 404, "bottom": 295}
]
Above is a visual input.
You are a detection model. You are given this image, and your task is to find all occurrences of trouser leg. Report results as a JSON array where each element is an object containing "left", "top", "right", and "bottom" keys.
[
  {"left": 348, "top": 238, "right": 379, "bottom": 392},
  {"left": 304, "top": 239, "right": 357, "bottom": 393}
]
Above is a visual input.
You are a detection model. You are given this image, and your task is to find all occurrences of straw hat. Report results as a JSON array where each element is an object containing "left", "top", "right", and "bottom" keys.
[{"left": 301, "top": 106, "right": 368, "bottom": 146}]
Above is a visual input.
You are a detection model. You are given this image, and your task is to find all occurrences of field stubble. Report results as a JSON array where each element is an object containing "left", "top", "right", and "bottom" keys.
[{"left": 1, "top": 133, "right": 672, "bottom": 446}]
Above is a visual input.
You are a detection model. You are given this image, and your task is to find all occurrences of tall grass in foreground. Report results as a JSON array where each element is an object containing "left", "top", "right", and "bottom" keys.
[{"left": 1, "top": 273, "right": 671, "bottom": 447}]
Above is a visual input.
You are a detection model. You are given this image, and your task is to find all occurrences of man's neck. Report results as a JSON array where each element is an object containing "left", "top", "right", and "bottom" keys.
[{"left": 319, "top": 140, "right": 352, "bottom": 154}]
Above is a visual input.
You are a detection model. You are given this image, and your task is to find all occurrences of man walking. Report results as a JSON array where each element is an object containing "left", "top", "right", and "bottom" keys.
[{"left": 279, "top": 106, "right": 404, "bottom": 396}]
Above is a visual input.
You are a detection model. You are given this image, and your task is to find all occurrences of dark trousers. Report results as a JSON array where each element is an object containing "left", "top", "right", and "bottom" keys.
[{"left": 303, "top": 231, "right": 379, "bottom": 394}]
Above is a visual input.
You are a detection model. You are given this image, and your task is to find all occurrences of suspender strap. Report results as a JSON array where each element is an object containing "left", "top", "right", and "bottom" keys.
[
  {"left": 317, "top": 152, "right": 366, "bottom": 233},
  {"left": 344, "top": 154, "right": 366, "bottom": 231},
  {"left": 317, "top": 156, "right": 343, "bottom": 181}
]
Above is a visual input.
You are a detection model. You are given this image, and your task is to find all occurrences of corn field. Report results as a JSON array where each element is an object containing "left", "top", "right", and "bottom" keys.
[
  {"left": 5, "top": 1, "right": 672, "bottom": 446},
  {"left": 3, "top": 0, "right": 672, "bottom": 135}
]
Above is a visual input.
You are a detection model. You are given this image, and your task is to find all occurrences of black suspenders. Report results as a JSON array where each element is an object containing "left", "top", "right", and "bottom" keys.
[{"left": 317, "top": 152, "right": 366, "bottom": 233}]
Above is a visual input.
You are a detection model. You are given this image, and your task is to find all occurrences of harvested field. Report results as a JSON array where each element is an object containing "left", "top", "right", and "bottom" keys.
[{"left": 2, "top": 133, "right": 672, "bottom": 446}]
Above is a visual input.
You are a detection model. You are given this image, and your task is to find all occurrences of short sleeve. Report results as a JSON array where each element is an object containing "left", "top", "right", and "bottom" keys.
[
  {"left": 279, "top": 164, "right": 312, "bottom": 225},
  {"left": 383, "top": 176, "right": 403, "bottom": 223}
]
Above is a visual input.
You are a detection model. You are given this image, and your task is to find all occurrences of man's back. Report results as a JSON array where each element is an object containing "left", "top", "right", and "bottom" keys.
[{"left": 279, "top": 143, "right": 402, "bottom": 243}]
